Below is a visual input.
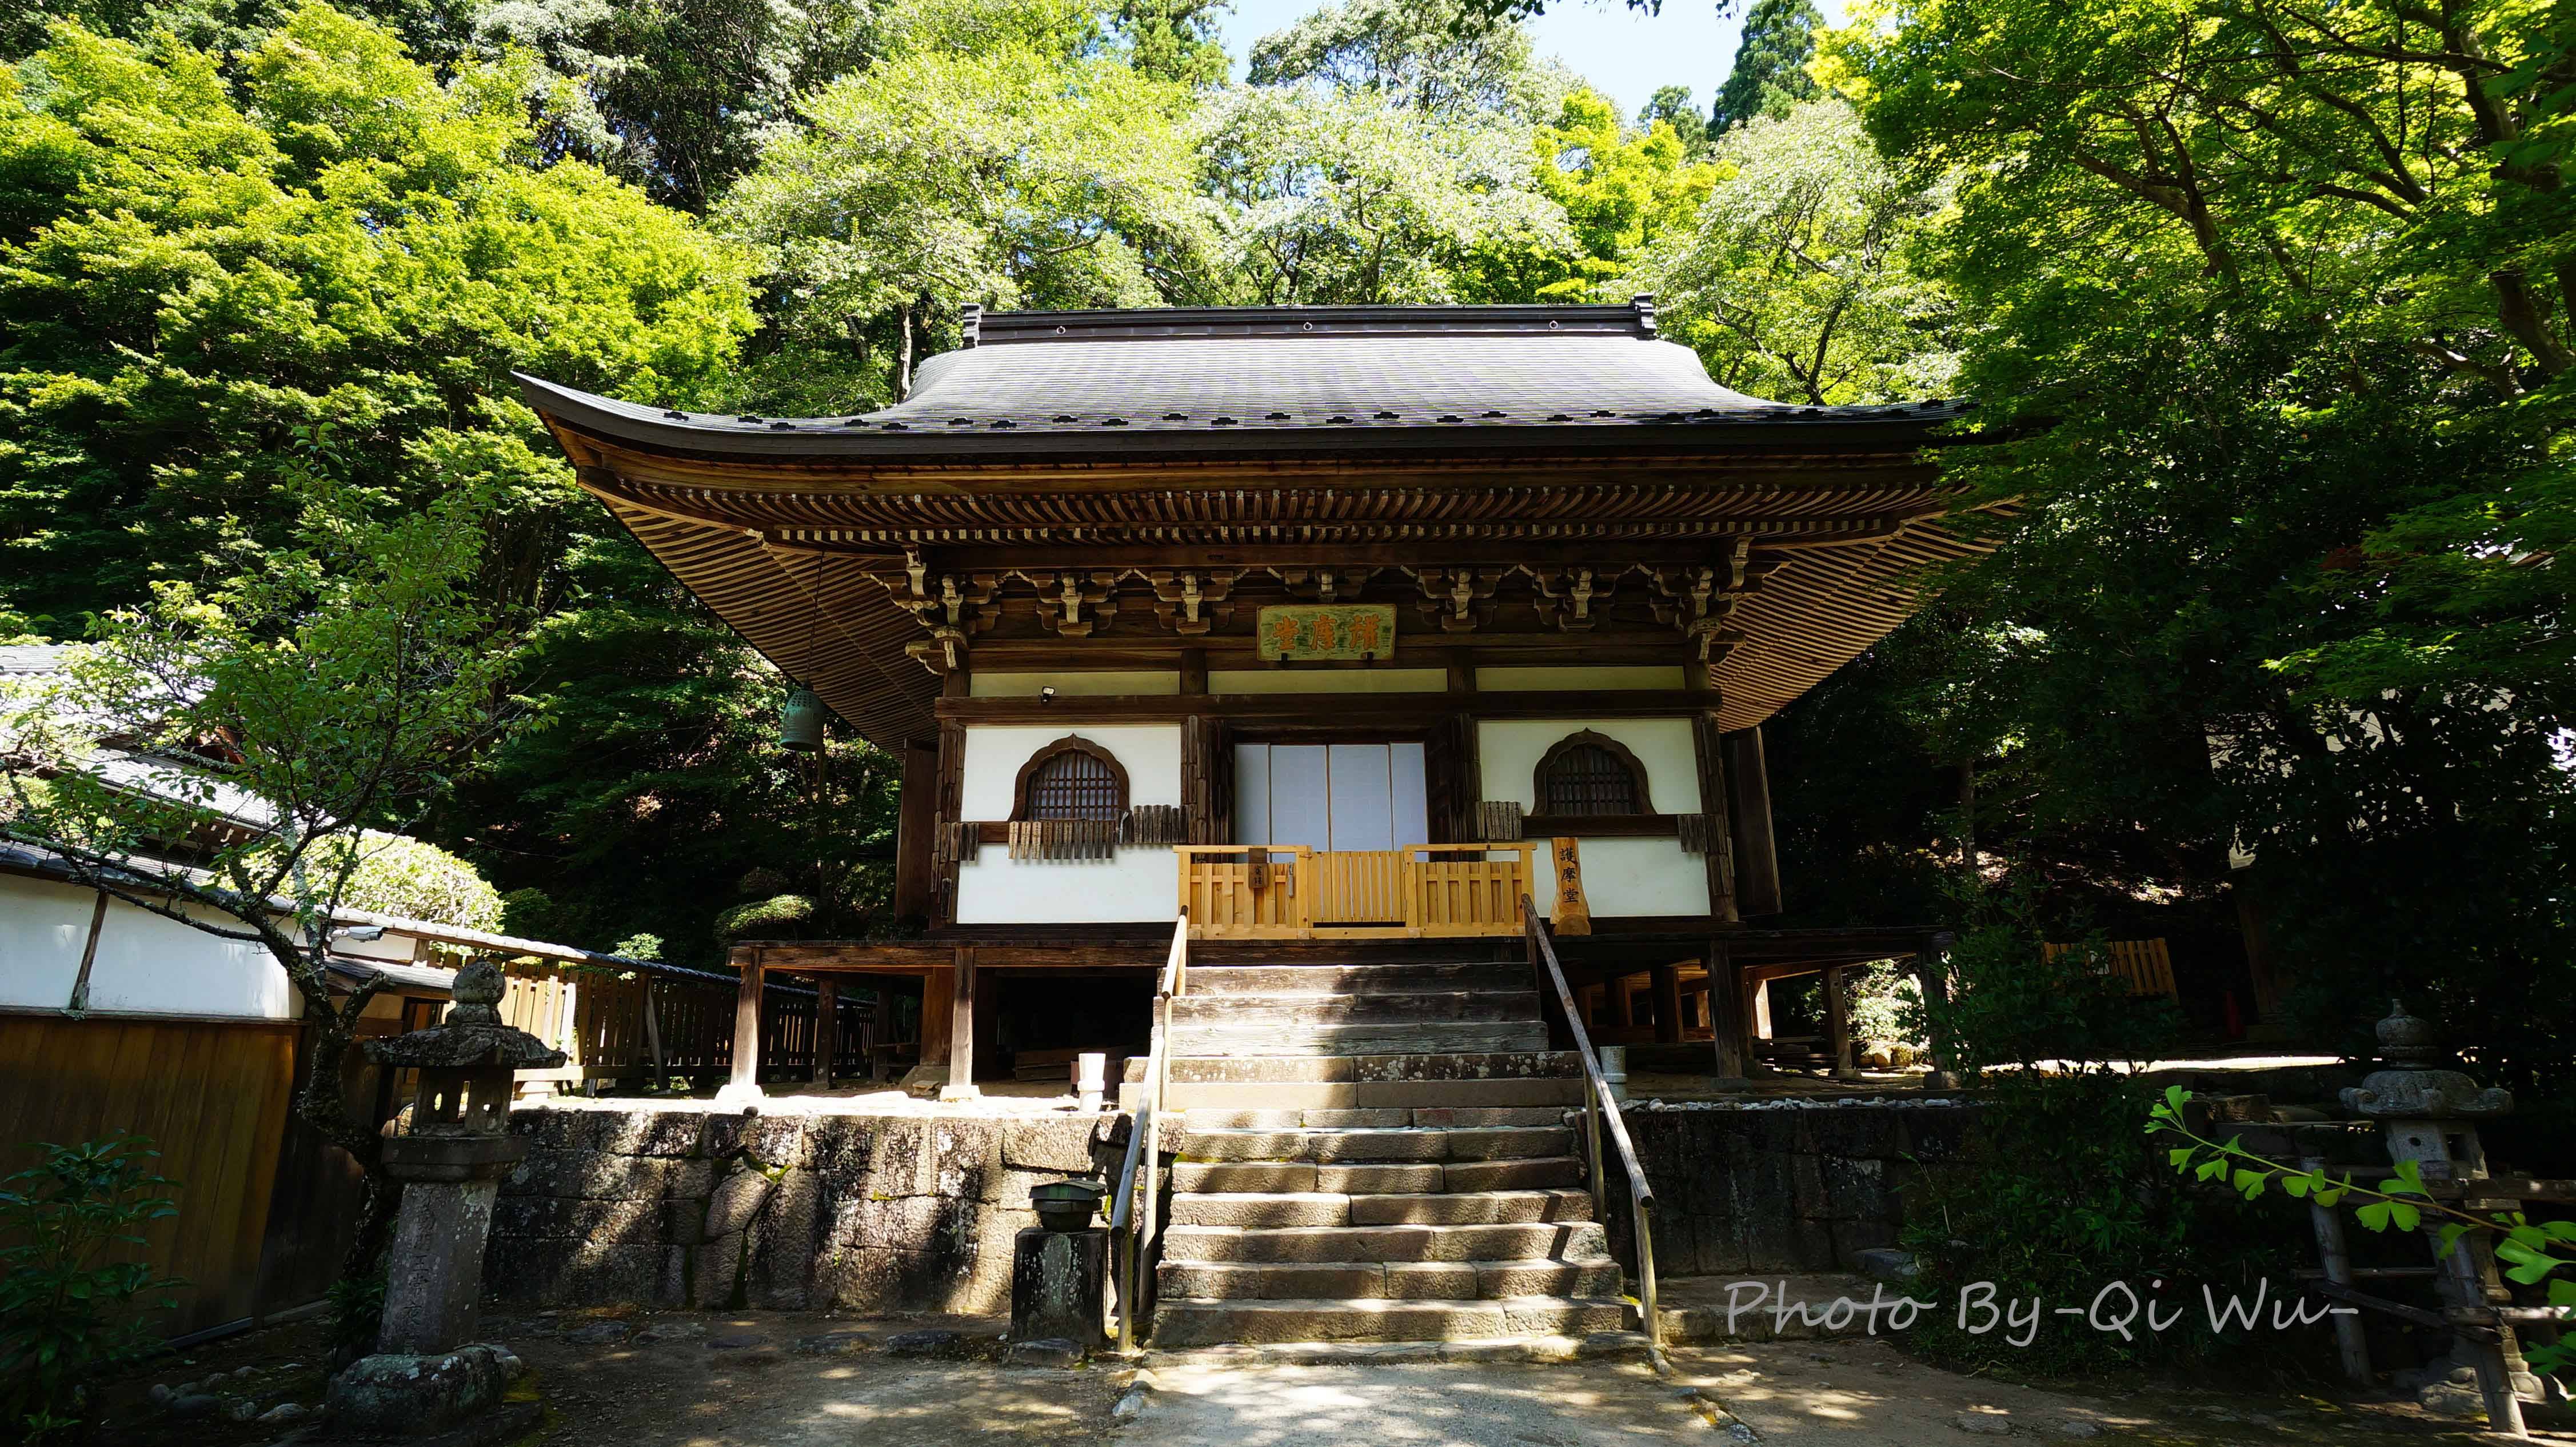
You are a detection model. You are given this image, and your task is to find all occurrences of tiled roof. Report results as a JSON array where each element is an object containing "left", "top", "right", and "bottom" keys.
[{"left": 515, "top": 300, "right": 1968, "bottom": 459}]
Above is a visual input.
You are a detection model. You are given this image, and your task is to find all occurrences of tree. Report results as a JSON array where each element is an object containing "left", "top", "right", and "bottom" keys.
[
  {"left": 0, "top": 5, "right": 758, "bottom": 639},
  {"left": 1827, "top": 0, "right": 2576, "bottom": 1101},
  {"left": 1, "top": 452, "right": 512, "bottom": 1276},
  {"left": 1638, "top": 83, "right": 1708, "bottom": 155},
  {"left": 1451, "top": 86, "right": 1713, "bottom": 302},
  {"left": 1246, "top": 0, "right": 1568, "bottom": 122},
  {"left": 1708, "top": 0, "right": 1819, "bottom": 135},
  {"left": 1639, "top": 99, "right": 1956, "bottom": 404},
  {"left": 1109, "top": 0, "right": 1229, "bottom": 87},
  {"left": 717, "top": 0, "right": 1216, "bottom": 405},
  {"left": 470, "top": 0, "right": 883, "bottom": 213}
]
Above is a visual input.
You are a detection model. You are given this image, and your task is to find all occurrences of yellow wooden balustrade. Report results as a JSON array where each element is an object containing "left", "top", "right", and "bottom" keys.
[{"left": 1173, "top": 843, "right": 1537, "bottom": 939}]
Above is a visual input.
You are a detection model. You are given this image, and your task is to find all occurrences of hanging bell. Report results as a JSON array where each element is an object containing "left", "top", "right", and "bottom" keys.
[{"left": 780, "top": 687, "right": 826, "bottom": 752}]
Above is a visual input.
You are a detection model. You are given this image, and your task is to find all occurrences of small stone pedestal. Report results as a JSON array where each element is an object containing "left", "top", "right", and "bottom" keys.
[{"left": 1011, "top": 1227, "right": 1109, "bottom": 1358}]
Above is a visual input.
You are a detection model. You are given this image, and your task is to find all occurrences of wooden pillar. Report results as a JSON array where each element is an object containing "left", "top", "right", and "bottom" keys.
[
  {"left": 1601, "top": 972, "right": 1634, "bottom": 1029},
  {"left": 1690, "top": 714, "right": 1739, "bottom": 925},
  {"left": 1824, "top": 965, "right": 1859, "bottom": 1080},
  {"left": 933, "top": 720, "right": 967, "bottom": 926},
  {"left": 1180, "top": 647, "right": 1208, "bottom": 696},
  {"left": 1706, "top": 941, "right": 1748, "bottom": 1084},
  {"left": 920, "top": 965, "right": 954, "bottom": 1065},
  {"left": 1723, "top": 727, "right": 1780, "bottom": 916},
  {"left": 893, "top": 739, "right": 940, "bottom": 926},
  {"left": 724, "top": 946, "right": 764, "bottom": 1101},
  {"left": 813, "top": 977, "right": 837, "bottom": 1089},
  {"left": 1651, "top": 964, "right": 1683, "bottom": 1045},
  {"left": 1916, "top": 936, "right": 1957, "bottom": 1091},
  {"left": 942, "top": 946, "right": 980, "bottom": 1100}
]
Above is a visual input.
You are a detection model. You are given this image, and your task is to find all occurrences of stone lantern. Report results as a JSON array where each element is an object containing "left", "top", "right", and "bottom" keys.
[
  {"left": 2339, "top": 1001, "right": 2539, "bottom": 1436},
  {"left": 327, "top": 960, "right": 565, "bottom": 1444}
]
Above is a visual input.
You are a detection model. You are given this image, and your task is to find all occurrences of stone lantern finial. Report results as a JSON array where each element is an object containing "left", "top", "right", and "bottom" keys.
[{"left": 2338, "top": 1001, "right": 2513, "bottom": 1121}]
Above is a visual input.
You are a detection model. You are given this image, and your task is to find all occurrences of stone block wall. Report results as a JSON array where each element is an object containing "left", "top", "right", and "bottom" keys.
[
  {"left": 1611, "top": 1101, "right": 1980, "bottom": 1276},
  {"left": 488, "top": 1108, "right": 1125, "bottom": 1316}
]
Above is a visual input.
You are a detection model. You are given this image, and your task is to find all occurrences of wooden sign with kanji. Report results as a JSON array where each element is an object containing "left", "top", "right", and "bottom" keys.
[{"left": 1255, "top": 604, "right": 1397, "bottom": 661}]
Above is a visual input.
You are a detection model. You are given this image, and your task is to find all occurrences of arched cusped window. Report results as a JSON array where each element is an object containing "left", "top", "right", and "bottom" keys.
[
  {"left": 1533, "top": 730, "right": 1653, "bottom": 816},
  {"left": 1012, "top": 736, "right": 1129, "bottom": 821}
]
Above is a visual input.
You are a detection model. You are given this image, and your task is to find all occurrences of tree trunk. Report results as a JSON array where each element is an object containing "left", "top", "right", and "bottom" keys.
[{"left": 1957, "top": 758, "right": 1978, "bottom": 872}]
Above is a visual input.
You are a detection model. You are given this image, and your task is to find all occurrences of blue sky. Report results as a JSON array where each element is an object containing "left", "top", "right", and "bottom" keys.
[{"left": 1211, "top": 0, "right": 1843, "bottom": 125}]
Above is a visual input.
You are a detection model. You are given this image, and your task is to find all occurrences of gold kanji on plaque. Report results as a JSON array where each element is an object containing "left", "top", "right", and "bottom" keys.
[{"left": 1256, "top": 604, "right": 1396, "bottom": 661}]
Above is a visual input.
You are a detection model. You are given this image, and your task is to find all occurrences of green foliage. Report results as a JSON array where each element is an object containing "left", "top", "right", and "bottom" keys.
[
  {"left": 1636, "top": 85, "right": 1707, "bottom": 155},
  {"left": 1921, "top": 882, "right": 2182, "bottom": 1078},
  {"left": 1642, "top": 99, "right": 1956, "bottom": 404},
  {"left": 714, "top": 892, "right": 814, "bottom": 944},
  {"left": 0, "top": 5, "right": 759, "bottom": 637},
  {"left": 1900, "top": 1072, "right": 2295, "bottom": 1376},
  {"left": 611, "top": 932, "right": 663, "bottom": 962},
  {"left": 2151, "top": 1089, "right": 2576, "bottom": 1377},
  {"left": 254, "top": 832, "right": 504, "bottom": 932},
  {"left": 0, "top": 1134, "right": 181, "bottom": 1441},
  {"left": 323, "top": 1269, "right": 384, "bottom": 1368},
  {"left": 1708, "top": 0, "right": 1820, "bottom": 135},
  {"left": 1840, "top": 961, "right": 1917, "bottom": 1046}
]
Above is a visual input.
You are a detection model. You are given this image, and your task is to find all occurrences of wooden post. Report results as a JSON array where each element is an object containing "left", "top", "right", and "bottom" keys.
[
  {"left": 1706, "top": 940, "right": 1748, "bottom": 1085},
  {"left": 1180, "top": 647, "right": 1208, "bottom": 696},
  {"left": 1690, "top": 714, "right": 1739, "bottom": 925},
  {"left": 1916, "top": 936, "right": 1956, "bottom": 1091},
  {"left": 1824, "top": 965, "right": 1859, "bottom": 1080},
  {"left": 1602, "top": 972, "right": 1633, "bottom": 1029},
  {"left": 1722, "top": 726, "right": 1779, "bottom": 916},
  {"left": 721, "top": 947, "right": 765, "bottom": 1104},
  {"left": 813, "top": 977, "right": 837, "bottom": 1089},
  {"left": 1651, "top": 964, "right": 1683, "bottom": 1045},
  {"left": 920, "top": 966, "right": 954, "bottom": 1064},
  {"left": 641, "top": 981, "right": 666, "bottom": 1090},
  {"left": 2302, "top": 1153, "right": 2374, "bottom": 1384},
  {"left": 893, "top": 739, "right": 941, "bottom": 926},
  {"left": 941, "top": 946, "right": 979, "bottom": 1100},
  {"left": 65, "top": 890, "right": 109, "bottom": 1012}
]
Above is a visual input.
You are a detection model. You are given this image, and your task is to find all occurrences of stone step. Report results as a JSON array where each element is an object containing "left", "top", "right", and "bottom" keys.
[
  {"left": 1128, "top": 1051, "right": 1584, "bottom": 1084},
  {"left": 1167, "top": 1154, "right": 1581, "bottom": 1194},
  {"left": 1161, "top": 1220, "right": 1611, "bottom": 1264},
  {"left": 1183, "top": 962, "right": 1532, "bottom": 996},
  {"left": 1167, "top": 1189, "right": 1593, "bottom": 1228},
  {"left": 1128, "top": 1077, "right": 1586, "bottom": 1113},
  {"left": 1151, "top": 1296, "right": 1632, "bottom": 1347},
  {"left": 1167, "top": 990, "right": 1540, "bottom": 1027},
  {"left": 1159, "top": 1257, "right": 1623, "bottom": 1301},
  {"left": 1169, "top": 1021, "right": 1551, "bottom": 1056},
  {"left": 1179, "top": 1125, "right": 1573, "bottom": 1164},
  {"left": 1181, "top": 1106, "right": 1569, "bottom": 1130}
]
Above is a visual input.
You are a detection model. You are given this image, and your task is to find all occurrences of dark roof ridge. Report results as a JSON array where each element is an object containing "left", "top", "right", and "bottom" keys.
[{"left": 962, "top": 296, "right": 1658, "bottom": 347}]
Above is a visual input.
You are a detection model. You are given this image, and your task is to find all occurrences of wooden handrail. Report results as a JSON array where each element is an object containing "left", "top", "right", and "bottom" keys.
[{"left": 1523, "top": 895, "right": 1661, "bottom": 1354}]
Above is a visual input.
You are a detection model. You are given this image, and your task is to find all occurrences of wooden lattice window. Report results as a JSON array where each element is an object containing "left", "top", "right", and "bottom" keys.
[
  {"left": 1012, "top": 736, "right": 1129, "bottom": 821},
  {"left": 1533, "top": 730, "right": 1653, "bottom": 816}
]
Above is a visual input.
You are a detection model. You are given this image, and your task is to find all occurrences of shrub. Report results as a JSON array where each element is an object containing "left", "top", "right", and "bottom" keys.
[
  {"left": 254, "top": 832, "right": 505, "bottom": 932},
  {"left": 0, "top": 1135, "right": 182, "bottom": 1441}
]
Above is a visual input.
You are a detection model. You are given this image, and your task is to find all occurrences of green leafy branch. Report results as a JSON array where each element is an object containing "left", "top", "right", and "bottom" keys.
[{"left": 2147, "top": 1087, "right": 2575, "bottom": 1374}]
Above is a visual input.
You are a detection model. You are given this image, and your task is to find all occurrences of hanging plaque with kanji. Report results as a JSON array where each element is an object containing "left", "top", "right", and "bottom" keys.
[{"left": 1255, "top": 604, "right": 1396, "bottom": 661}]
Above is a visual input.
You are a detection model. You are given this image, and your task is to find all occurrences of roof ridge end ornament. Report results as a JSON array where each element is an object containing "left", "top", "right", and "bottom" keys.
[
  {"left": 961, "top": 302, "right": 981, "bottom": 349},
  {"left": 1632, "top": 293, "right": 1657, "bottom": 337}
]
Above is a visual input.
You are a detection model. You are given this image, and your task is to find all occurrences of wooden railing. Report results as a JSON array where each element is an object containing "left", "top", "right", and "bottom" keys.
[
  {"left": 495, "top": 961, "right": 872, "bottom": 1091},
  {"left": 1112, "top": 909, "right": 1188, "bottom": 1354},
  {"left": 1524, "top": 897, "right": 1663, "bottom": 1356},
  {"left": 1175, "top": 843, "right": 1537, "bottom": 939}
]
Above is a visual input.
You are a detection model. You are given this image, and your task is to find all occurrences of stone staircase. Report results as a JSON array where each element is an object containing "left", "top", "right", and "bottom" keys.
[{"left": 1126, "top": 953, "right": 1634, "bottom": 1349}]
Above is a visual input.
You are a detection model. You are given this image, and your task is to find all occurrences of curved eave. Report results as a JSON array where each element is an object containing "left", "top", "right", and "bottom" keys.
[{"left": 513, "top": 373, "right": 1974, "bottom": 467}]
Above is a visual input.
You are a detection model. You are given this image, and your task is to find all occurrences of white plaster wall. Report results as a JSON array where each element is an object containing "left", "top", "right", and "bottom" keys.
[
  {"left": 955, "top": 724, "right": 1184, "bottom": 924},
  {"left": 970, "top": 671, "right": 1180, "bottom": 697},
  {"left": 1479, "top": 717, "right": 1708, "bottom": 919},
  {"left": 1476, "top": 665, "right": 1686, "bottom": 692},
  {"left": 0, "top": 873, "right": 292, "bottom": 1018},
  {"left": 954, "top": 846, "right": 1179, "bottom": 924},
  {"left": 1208, "top": 668, "right": 1447, "bottom": 695}
]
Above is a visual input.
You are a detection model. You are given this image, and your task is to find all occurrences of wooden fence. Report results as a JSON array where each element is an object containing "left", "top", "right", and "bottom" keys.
[
  {"left": 0, "top": 1013, "right": 297, "bottom": 1338},
  {"left": 493, "top": 960, "right": 878, "bottom": 1090},
  {"left": 2043, "top": 938, "right": 2180, "bottom": 1000}
]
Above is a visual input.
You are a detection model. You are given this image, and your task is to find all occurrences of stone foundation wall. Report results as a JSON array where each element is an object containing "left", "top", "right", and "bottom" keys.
[
  {"left": 489, "top": 1107, "right": 1124, "bottom": 1316},
  {"left": 1614, "top": 1100, "right": 1980, "bottom": 1276}
]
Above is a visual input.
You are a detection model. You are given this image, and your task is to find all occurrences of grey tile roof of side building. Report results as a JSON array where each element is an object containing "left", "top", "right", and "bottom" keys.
[{"left": 516, "top": 299, "right": 1970, "bottom": 460}]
